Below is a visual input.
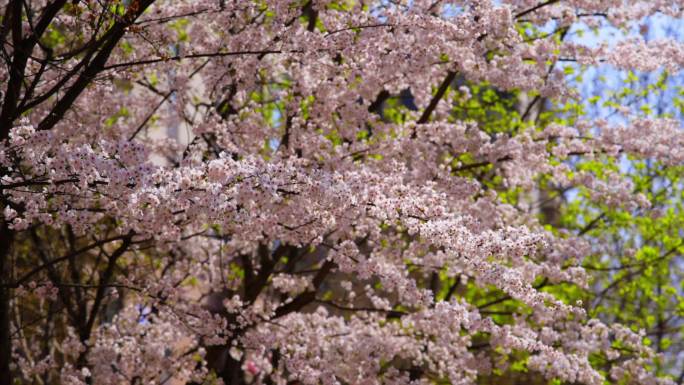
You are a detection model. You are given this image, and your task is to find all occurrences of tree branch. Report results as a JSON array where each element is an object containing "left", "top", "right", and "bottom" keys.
[{"left": 36, "top": 0, "right": 157, "bottom": 133}]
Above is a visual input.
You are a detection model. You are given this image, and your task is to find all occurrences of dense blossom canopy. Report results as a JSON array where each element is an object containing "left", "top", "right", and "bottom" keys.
[{"left": 1, "top": 1, "right": 683, "bottom": 384}]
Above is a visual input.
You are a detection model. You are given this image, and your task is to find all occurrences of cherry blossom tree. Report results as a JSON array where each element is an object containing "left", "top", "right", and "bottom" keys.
[{"left": 1, "top": 1, "right": 683, "bottom": 384}]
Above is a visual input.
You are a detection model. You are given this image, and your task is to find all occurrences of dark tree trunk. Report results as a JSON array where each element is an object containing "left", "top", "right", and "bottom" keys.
[{"left": 0, "top": 222, "right": 14, "bottom": 385}]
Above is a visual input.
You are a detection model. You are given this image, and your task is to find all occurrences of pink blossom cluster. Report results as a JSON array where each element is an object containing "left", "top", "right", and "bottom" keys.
[{"left": 1, "top": 0, "right": 681, "bottom": 384}]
